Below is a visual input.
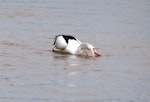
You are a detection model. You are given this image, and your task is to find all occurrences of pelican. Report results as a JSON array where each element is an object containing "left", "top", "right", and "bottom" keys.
[{"left": 52, "top": 35, "right": 101, "bottom": 57}]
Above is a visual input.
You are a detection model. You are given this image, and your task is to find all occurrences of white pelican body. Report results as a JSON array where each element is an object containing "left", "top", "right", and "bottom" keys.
[{"left": 53, "top": 35, "right": 101, "bottom": 57}]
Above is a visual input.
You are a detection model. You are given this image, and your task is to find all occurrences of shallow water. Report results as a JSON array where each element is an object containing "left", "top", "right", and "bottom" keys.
[{"left": 0, "top": 0, "right": 150, "bottom": 102}]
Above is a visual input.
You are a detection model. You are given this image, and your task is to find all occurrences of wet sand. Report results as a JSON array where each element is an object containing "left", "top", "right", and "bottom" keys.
[{"left": 0, "top": 0, "right": 150, "bottom": 102}]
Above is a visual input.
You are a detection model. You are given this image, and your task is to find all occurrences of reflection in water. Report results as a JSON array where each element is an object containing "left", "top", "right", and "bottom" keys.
[
  {"left": 67, "top": 72, "right": 78, "bottom": 87},
  {"left": 51, "top": 52, "right": 103, "bottom": 101},
  {"left": 52, "top": 52, "right": 98, "bottom": 68}
]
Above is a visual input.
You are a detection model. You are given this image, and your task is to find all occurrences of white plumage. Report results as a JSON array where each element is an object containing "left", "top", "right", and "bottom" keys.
[{"left": 53, "top": 35, "right": 101, "bottom": 57}]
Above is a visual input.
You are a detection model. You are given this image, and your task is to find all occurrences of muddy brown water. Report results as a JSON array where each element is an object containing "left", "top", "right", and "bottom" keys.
[{"left": 0, "top": 0, "right": 150, "bottom": 102}]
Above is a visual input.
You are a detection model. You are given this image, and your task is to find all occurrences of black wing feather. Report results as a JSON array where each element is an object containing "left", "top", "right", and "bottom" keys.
[{"left": 53, "top": 35, "right": 77, "bottom": 45}]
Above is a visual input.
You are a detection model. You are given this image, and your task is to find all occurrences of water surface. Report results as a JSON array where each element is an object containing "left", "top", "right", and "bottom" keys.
[{"left": 0, "top": 0, "right": 150, "bottom": 102}]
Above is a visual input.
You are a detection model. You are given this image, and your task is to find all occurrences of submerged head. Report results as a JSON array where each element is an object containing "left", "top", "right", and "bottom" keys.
[{"left": 77, "top": 43, "right": 101, "bottom": 57}]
